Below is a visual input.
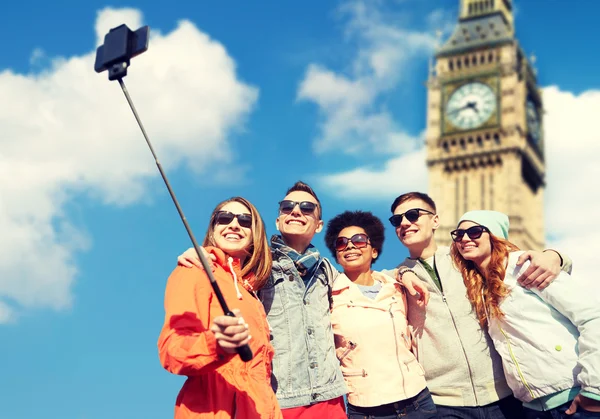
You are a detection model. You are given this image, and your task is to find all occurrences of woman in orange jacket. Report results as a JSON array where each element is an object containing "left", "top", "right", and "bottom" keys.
[{"left": 158, "top": 197, "right": 282, "bottom": 419}]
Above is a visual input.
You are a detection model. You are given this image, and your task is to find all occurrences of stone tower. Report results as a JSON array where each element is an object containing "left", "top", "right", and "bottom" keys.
[{"left": 426, "top": 0, "right": 545, "bottom": 249}]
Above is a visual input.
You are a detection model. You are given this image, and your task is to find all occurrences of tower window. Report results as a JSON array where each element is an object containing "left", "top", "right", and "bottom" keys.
[
  {"left": 472, "top": 55, "right": 477, "bottom": 66},
  {"left": 449, "top": 59, "right": 454, "bottom": 71},
  {"left": 477, "top": 136, "right": 483, "bottom": 146},
  {"left": 465, "top": 56, "right": 470, "bottom": 67},
  {"left": 489, "top": 52, "right": 494, "bottom": 62}
]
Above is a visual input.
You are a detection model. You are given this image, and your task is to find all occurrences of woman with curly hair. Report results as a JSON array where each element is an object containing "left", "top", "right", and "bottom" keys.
[
  {"left": 325, "top": 210, "right": 437, "bottom": 419},
  {"left": 450, "top": 210, "right": 600, "bottom": 419}
]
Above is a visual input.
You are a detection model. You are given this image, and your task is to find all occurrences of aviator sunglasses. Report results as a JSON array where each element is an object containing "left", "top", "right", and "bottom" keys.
[
  {"left": 450, "top": 225, "right": 489, "bottom": 242},
  {"left": 214, "top": 211, "right": 253, "bottom": 228},
  {"left": 279, "top": 200, "right": 318, "bottom": 215},
  {"left": 389, "top": 208, "right": 435, "bottom": 227},
  {"left": 335, "top": 233, "right": 370, "bottom": 252}
]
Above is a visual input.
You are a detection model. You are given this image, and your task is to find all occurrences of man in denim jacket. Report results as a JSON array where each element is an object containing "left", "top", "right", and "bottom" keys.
[{"left": 259, "top": 181, "right": 346, "bottom": 418}]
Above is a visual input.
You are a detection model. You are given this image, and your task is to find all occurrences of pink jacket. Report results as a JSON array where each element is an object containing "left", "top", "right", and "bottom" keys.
[{"left": 330, "top": 271, "right": 427, "bottom": 407}]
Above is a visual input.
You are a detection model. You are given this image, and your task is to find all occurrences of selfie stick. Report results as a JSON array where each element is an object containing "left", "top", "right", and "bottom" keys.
[{"left": 94, "top": 24, "right": 252, "bottom": 362}]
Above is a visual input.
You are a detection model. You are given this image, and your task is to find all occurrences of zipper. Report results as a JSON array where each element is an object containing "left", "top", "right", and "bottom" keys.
[
  {"left": 499, "top": 326, "right": 535, "bottom": 399},
  {"left": 389, "top": 306, "right": 404, "bottom": 370},
  {"left": 338, "top": 340, "right": 357, "bottom": 360},
  {"left": 389, "top": 304, "right": 407, "bottom": 394},
  {"left": 421, "top": 259, "right": 479, "bottom": 403},
  {"left": 440, "top": 291, "right": 479, "bottom": 402}
]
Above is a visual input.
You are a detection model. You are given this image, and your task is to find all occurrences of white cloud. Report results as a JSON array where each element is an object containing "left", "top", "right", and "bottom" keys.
[
  {"left": 29, "top": 48, "right": 46, "bottom": 67},
  {"left": 297, "top": 0, "right": 442, "bottom": 155},
  {"left": 0, "top": 8, "right": 258, "bottom": 321},
  {"left": 542, "top": 86, "right": 600, "bottom": 280},
  {"left": 318, "top": 148, "right": 427, "bottom": 200}
]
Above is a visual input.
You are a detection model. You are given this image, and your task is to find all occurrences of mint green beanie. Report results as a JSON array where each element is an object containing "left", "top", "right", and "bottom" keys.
[{"left": 457, "top": 210, "right": 509, "bottom": 239}]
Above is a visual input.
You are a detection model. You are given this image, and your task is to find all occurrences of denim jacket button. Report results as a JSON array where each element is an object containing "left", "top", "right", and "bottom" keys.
[
  {"left": 288, "top": 274, "right": 294, "bottom": 281},
  {"left": 307, "top": 327, "right": 314, "bottom": 335},
  {"left": 312, "top": 393, "right": 319, "bottom": 400}
]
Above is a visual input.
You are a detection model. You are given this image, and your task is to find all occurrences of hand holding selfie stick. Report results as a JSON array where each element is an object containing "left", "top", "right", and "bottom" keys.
[{"left": 94, "top": 24, "right": 252, "bottom": 362}]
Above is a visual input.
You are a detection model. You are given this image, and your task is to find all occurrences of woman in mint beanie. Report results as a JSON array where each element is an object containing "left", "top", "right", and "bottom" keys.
[{"left": 450, "top": 210, "right": 600, "bottom": 419}]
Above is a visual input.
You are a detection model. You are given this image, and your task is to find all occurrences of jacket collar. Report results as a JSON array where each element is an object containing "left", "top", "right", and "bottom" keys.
[{"left": 332, "top": 270, "right": 395, "bottom": 292}]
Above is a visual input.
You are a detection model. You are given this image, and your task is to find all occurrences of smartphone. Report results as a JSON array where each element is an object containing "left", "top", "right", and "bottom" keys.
[{"left": 94, "top": 24, "right": 149, "bottom": 73}]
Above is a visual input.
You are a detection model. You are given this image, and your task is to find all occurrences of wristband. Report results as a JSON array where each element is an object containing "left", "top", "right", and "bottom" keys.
[
  {"left": 543, "top": 249, "right": 563, "bottom": 267},
  {"left": 398, "top": 268, "right": 417, "bottom": 283}
]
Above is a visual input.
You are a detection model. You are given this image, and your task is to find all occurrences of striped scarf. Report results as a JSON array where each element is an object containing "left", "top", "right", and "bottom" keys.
[{"left": 271, "top": 235, "right": 321, "bottom": 279}]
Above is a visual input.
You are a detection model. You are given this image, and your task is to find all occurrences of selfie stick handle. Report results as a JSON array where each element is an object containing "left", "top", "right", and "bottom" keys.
[{"left": 117, "top": 78, "right": 253, "bottom": 362}]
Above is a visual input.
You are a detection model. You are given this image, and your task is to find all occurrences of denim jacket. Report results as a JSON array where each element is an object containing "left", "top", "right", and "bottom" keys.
[{"left": 258, "top": 248, "right": 347, "bottom": 409}]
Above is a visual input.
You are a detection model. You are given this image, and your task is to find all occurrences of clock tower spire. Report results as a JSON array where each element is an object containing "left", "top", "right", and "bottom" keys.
[
  {"left": 425, "top": 0, "right": 545, "bottom": 250},
  {"left": 460, "top": 0, "right": 514, "bottom": 33}
]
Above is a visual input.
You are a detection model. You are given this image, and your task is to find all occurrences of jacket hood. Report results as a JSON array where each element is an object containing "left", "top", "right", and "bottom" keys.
[{"left": 206, "top": 246, "right": 256, "bottom": 292}]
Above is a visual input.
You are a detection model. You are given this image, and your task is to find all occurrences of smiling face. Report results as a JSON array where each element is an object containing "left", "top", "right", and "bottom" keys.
[
  {"left": 212, "top": 201, "right": 253, "bottom": 262},
  {"left": 275, "top": 190, "right": 323, "bottom": 251},
  {"left": 335, "top": 226, "right": 377, "bottom": 275},
  {"left": 393, "top": 198, "right": 439, "bottom": 252},
  {"left": 454, "top": 220, "right": 492, "bottom": 268}
]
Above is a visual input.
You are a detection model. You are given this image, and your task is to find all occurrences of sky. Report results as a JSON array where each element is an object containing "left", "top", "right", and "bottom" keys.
[{"left": 1, "top": 1, "right": 599, "bottom": 418}]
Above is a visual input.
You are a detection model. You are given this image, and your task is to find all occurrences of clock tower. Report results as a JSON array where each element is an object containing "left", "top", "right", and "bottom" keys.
[{"left": 426, "top": 0, "right": 545, "bottom": 250}]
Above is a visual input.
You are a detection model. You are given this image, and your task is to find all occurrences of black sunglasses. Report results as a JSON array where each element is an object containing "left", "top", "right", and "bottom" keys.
[
  {"left": 279, "top": 200, "right": 318, "bottom": 215},
  {"left": 214, "top": 211, "right": 253, "bottom": 228},
  {"left": 450, "top": 225, "right": 489, "bottom": 242},
  {"left": 335, "top": 233, "right": 370, "bottom": 252},
  {"left": 389, "top": 208, "right": 435, "bottom": 227}
]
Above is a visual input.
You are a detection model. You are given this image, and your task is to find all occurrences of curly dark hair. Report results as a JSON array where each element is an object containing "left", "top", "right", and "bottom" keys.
[{"left": 324, "top": 211, "right": 385, "bottom": 263}]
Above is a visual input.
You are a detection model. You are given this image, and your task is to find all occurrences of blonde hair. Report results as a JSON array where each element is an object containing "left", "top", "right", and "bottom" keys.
[
  {"left": 450, "top": 234, "right": 519, "bottom": 327},
  {"left": 203, "top": 197, "right": 272, "bottom": 289}
]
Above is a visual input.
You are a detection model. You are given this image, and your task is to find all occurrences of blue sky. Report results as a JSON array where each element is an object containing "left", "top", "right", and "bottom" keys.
[{"left": 1, "top": 1, "right": 599, "bottom": 418}]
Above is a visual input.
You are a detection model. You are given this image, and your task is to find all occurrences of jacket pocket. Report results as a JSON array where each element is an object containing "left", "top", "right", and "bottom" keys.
[{"left": 405, "top": 357, "right": 425, "bottom": 376}]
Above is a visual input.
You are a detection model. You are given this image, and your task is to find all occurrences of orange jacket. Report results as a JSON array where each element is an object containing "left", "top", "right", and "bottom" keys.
[{"left": 158, "top": 247, "right": 282, "bottom": 419}]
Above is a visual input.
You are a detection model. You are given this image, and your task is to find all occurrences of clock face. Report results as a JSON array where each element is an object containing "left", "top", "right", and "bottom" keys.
[
  {"left": 445, "top": 82, "right": 497, "bottom": 130},
  {"left": 526, "top": 100, "right": 541, "bottom": 143}
]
